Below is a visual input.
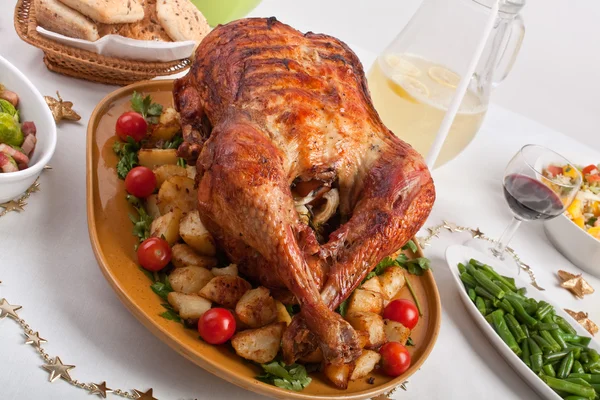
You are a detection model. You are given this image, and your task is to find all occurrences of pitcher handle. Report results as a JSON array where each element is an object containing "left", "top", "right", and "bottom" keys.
[{"left": 493, "top": 14, "right": 525, "bottom": 88}]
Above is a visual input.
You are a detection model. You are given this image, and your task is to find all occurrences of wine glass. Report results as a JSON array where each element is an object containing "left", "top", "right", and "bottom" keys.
[{"left": 468, "top": 144, "right": 582, "bottom": 262}]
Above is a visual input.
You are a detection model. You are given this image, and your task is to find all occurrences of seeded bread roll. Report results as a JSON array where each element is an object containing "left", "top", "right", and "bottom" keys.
[
  {"left": 36, "top": 0, "right": 99, "bottom": 41},
  {"left": 115, "top": 0, "right": 172, "bottom": 41},
  {"left": 56, "top": 0, "right": 144, "bottom": 24},
  {"left": 156, "top": 0, "right": 211, "bottom": 43}
]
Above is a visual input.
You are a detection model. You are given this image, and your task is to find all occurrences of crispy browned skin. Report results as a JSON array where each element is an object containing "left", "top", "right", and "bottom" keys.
[{"left": 173, "top": 17, "right": 435, "bottom": 365}]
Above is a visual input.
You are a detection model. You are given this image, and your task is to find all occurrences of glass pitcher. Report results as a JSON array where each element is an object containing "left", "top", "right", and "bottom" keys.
[{"left": 368, "top": 0, "right": 525, "bottom": 167}]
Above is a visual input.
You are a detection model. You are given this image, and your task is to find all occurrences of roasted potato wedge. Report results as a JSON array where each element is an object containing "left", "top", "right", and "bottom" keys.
[
  {"left": 211, "top": 264, "right": 238, "bottom": 277},
  {"left": 138, "top": 149, "right": 178, "bottom": 169},
  {"left": 168, "top": 266, "right": 214, "bottom": 294},
  {"left": 379, "top": 267, "right": 406, "bottom": 300},
  {"left": 323, "top": 363, "right": 353, "bottom": 390},
  {"left": 235, "top": 287, "right": 277, "bottom": 328},
  {"left": 199, "top": 275, "right": 251, "bottom": 308},
  {"left": 171, "top": 243, "right": 217, "bottom": 269},
  {"left": 361, "top": 277, "right": 384, "bottom": 295},
  {"left": 158, "top": 176, "right": 197, "bottom": 215},
  {"left": 150, "top": 208, "right": 182, "bottom": 245},
  {"left": 145, "top": 195, "right": 161, "bottom": 219},
  {"left": 346, "top": 288, "right": 384, "bottom": 315},
  {"left": 383, "top": 319, "right": 410, "bottom": 345},
  {"left": 179, "top": 211, "right": 216, "bottom": 256},
  {"left": 231, "top": 322, "right": 285, "bottom": 363},
  {"left": 167, "top": 292, "right": 211, "bottom": 319},
  {"left": 350, "top": 350, "right": 381, "bottom": 381},
  {"left": 275, "top": 300, "right": 292, "bottom": 326},
  {"left": 346, "top": 312, "right": 386, "bottom": 349},
  {"left": 153, "top": 165, "right": 187, "bottom": 188},
  {"left": 150, "top": 107, "right": 180, "bottom": 141}
]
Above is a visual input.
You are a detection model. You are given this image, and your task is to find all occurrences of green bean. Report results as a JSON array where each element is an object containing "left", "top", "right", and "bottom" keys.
[
  {"left": 521, "top": 339, "right": 531, "bottom": 368},
  {"left": 469, "top": 259, "right": 518, "bottom": 292},
  {"left": 468, "top": 288, "right": 477, "bottom": 302},
  {"left": 529, "top": 338, "right": 543, "bottom": 372},
  {"left": 517, "top": 287, "right": 527, "bottom": 296},
  {"left": 475, "top": 296, "right": 486, "bottom": 316},
  {"left": 493, "top": 279, "right": 514, "bottom": 294},
  {"left": 558, "top": 351, "right": 575, "bottom": 379},
  {"left": 589, "top": 349, "right": 599, "bottom": 362},
  {"left": 541, "top": 376, "right": 596, "bottom": 398},
  {"left": 563, "top": 396, "right": 591, "bottom": 400},
  {"left": 521, "top": 324, "right": 530, "bottom": 338},
  {"left": 572, "top": 360, "right": 585, "bottom": 374},
  {"left": 535, "top": 301, "right": 553, "bottom": 320},
  {"left": 491, "top": 309, "right": 521, "bottom": 355},
  {"left": 498, "top": 298, "right": 515, "bottom": 315},
  {"left": 458, "top": 263, "right": 467, "bottom": 274},
  {"left": 460, "top": 272, "right": 477, "bottom": 288},
  {"left": 485, "top": 313, "right": 494, "bottom": 325},
  {"left": 565, "top": 345, "right": 582, "bottom": 360},
  {"left": 541, "top": 330, "right": 562, "bottom": 353},
  {"left": 543, "top": 364, "right": 556, "bottom": 377},
  {"left": 505, "top": 314, "right": 527, "bottom": 343},
  {"left": 550, "top": 329, "right": 568, "bottom": 350},
  {"left": 590, "top": 383, "right": 600, "bottom": 392},
  {"left": 562, "top": 334, "right": 591, "bottom": 346},
  {"left": 537, "top": 322, "right": 560, "bottom": 331},
  {"left": 568, "top": 373, "right": 600, "bottom": 382},
  {"left": 532, "top": 334, "right": 554, "bottom": 353},
  {"left": 500, "top": 275, "right": 516, "bottom": 286},
  {"left": 555, "top": 315, "right": 578, "bottom": 335},
  {"left": 564, "top": 378, "right": 591, "bottom": 387},
  {"left": 579, "top": 337, "right": 592, "bottom": 347},
  {"left": 580, "top": 352, "right": 590, "bottom": 364},
  {"left": 544, "top": 351, "right": 570, "bottom": 364},
  {"left": 475, "top": 286, "right": 496, "bottom": 301},
  {"left": 505, "top": 295, "right": 538, "bottom": 327},
  {"left": 471, "top": 268, "right": 505, "bottom": 299}
]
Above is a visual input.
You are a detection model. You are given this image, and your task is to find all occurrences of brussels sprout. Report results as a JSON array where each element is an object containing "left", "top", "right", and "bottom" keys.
[
  {"left": 0, "top": 113, "right": 23, "bottom": 146},
  {"left": 0, "top": 99, "right": 17, "bottom": 117}
]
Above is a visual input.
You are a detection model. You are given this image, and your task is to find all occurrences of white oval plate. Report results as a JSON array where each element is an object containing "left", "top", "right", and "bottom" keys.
[{"left": 445, "top": 245, "right": 600, "bottom": 400}]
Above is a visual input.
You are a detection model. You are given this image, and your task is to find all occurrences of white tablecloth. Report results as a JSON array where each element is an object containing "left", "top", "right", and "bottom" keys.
[{"left": 1, "top": 1, "right": 599, "bottom": 399}]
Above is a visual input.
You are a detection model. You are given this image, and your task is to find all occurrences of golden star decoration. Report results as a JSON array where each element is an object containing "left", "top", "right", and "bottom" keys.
[
  {"left": 24, "top": 331, "right": 47, "bottom": 347},
  {"left": 470, "top": 227, "right": 485, "bottom": 239},
  {"left": 0, "top": 298, "right": 22, "bottom": 319},
  {"left": 133, "top": 388, "right": 158, "bottom": 400},
  {"left": 42, "top": 356, "right": 75, "bottom": 383},
  {"left": 0, "top": 200, "right": 25, "bottom": 212},
  {"left": 89, "top": 381, "right": 112, "bottom": 398},
  {"left": 443, "top": 220, "right": 463, "bottom": 232},
  {"left": 558, "top": 270, "right": 595, "bottom": 299},
  {"left": 565, "top": 309, "right": 599, "bottom": 336},
  {"left": 44, "top": 91, "right": 81, "bottom": 123}
]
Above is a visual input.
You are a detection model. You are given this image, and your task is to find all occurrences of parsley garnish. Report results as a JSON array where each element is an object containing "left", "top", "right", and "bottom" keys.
[
  {"left": 160, "top": 303, "right": 182, "bottom": 322},
  {"left": 127, "top": 195, "right": 153, "bottom": 243},
  {"left": 163, "top": 133, "right": 184, "bottom": 149},
  {"left": 113, "top": 138, "right": 140, "bottom": 179},
  {"left": 337, "top": 298, "right": 349, "bottom": 317},
  {"left": 131, "top": 91, "right": 163, "bottom": 124},
  {"left": 256, "top": 361, "right": 312, "bottom": 391},
  {"left": 406, "top": 337, "right": 415, "bottom": 346},
  {"left": 403, "top": 240, "right": 418, "bottom": 253},
  {"left": 150, "top": 273, "right": 174, "bottom": 301},
  {"left": 285, "top": 304, "right": 300, "bottom": 317},
  {"left": 177, "top": 157, "right": 187, "bottom": 168}
]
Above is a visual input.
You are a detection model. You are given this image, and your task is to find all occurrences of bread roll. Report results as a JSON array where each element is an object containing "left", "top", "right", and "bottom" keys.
[
  {"left": 57, "top": 0, "right": 144, "bottom": 24},
  {"left": 36, "top": 0, "right": 99, "bottom": 41},
  {"left": 156, "top": 0, "right": 211, "bottom": 43}
]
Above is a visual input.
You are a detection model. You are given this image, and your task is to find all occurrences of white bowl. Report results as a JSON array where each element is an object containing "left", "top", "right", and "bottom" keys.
[
  {"left": 0, "top": 55, "right": 57, "bottom": 203},
  {"left": 544, "top": 214, "right": 600, "bottom": 277}
]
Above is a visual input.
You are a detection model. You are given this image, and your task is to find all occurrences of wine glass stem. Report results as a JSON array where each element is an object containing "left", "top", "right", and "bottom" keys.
[{"left": 492, "top": 217, "right": 522, "bottom": 259}]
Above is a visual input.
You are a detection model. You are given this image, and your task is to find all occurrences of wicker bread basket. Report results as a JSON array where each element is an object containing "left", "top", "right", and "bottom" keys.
[{"left": 14, "top": 0, "right": 192, "bottom": 86}]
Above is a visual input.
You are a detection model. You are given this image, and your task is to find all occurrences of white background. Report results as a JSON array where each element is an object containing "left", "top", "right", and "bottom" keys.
[{"left": 1, "top": 1, "right": 599, "bottom": 400}]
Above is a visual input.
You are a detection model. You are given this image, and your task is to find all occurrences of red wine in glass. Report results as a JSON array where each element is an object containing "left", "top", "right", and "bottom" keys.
[{"left": 503, "top": 174, "right": 564, "bottom": 220}]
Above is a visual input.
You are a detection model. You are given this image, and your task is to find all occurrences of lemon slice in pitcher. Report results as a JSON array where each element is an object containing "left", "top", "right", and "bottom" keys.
[
  {"left": 389, "top": 75, "right": 430, "bottom": 103},
  {"left": 384, "top": 54, "right": 421, "bottom": 77},
  {"left": 428, "top": 65, "right": 461, "bottom": 88}
]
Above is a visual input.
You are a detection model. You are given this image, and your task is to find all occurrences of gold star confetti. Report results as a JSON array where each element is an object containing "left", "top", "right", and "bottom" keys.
[
  {"left": 558, "top": 270, "right": 595, "bottom": 299},
  {"left": 0, "top": 200, "right": 25, "bottom": 212},
  {"left": 427, "top": 227, "right": 440, "bottom": 238},
  {"left": 29, "top": 182, "right": 41, "bottom": 193},
  {"left": 42, "top": 356, "right": 75, "bottom": 383},
  {"left": 565, "top": 309, "right": 598, "bottom": 336},
  {"left": 89, "top": 381, "right": 112, "bottom": 398},
  {"left": 0, "top": 299, "right": 22, "bottom": 319},
  {"left": 24, "top": 331, "right": 47, "bottom": 347},
  {"left": 133, "top": 388, "right": 158, "bottom": 400},
  {"left": 443, "top": 220, "right": 463, "bottom": 232},
  {"left": 44, "top": 91, "right": 81, "bottom": 123},
  {"left": 44, "top": 165, "right": 53, "bottom": 170},
  {"left": 470, "top": 228, "right": 485, "bottom": 239}
]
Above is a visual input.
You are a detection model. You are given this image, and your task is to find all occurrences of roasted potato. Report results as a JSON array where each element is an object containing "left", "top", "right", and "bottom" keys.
[
  {"left": 158, "top": 176, "right": 197, "bottom": 215},
  {"left": 199, "top": 275, "right": 251, "bottom": 308},
  {"left": 171, "top": 243, "right": 217, "bottom": 269},
  {"left": 235, "top": 287, "right": 277, "bottom": 328},
  {"left": 346, "top": 288, "right": 384, "bottom": 315},
  {"left": 379, "top": 267, "right": 406, "bottom": 300},
  {"left": 179, "top": 211, "right": 216, "bottom": 256},
  {"left": 230, "top": 322, "right": 285, "bottom": 363},
  {"left": 211, "top": 264, "right": 238, "bottom": 277},
  {"left": 323, "top": 363, "right": 353, "bottom": 390},
  {"left": 299, "top": 347, "right": 323, "bottom": 364},
  {"left": 153, "top": 165, "right": 187, "bottom": 188},
  {"left": 145, "top": 195, "right": 161, "bottom": 219},
  {"left": 168, "top": 266, "right": 214, "bottom": 294},
  {"left": 350, "top": 350, "right": 381, "bottom": 381},
  {"left": 186, "top": 165, "right": 197, "bottom": 180},
  {"left": 138, "top": 149, "right": 178, "bottom": 169},
  {"left": 167, "top": 292, "right": 211, "bottom": 319},
  {"left": 383, "top": 319, "right": 410, "bottom": 345},
  {"left": 346, "top": 312, "right": 386, "bottom": 349},
  {"left": 150, "top": 107, "right": 180, "bottom": 141},
  {"left": 150, "top": 208, "right": 182, "bottom": 245},
  {"left": 361, "top": 277, "right": 383, "bottom": 295},
  {"left": 275, "top": 300, "right": 292, "bottom": 326}
]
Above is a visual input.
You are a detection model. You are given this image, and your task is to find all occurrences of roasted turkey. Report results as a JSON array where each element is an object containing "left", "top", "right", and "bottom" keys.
[{"left": 173, "top": 17, "right": 435, "bottom": 365}]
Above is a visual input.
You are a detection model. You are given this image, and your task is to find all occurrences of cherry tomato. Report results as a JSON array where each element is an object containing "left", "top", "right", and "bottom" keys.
[
  {"left": 582, "top": 164, "right": 599, "bottom": 176},
  {"left": 125, "top": 166, "right": 156, "bottom": 198},
  {"left": 383, "top": 299, "right": 419, "bottom": 329},
  {"left": 137, "top": 237, "right": 171, "bottom": 272},
  {"left": 546, "top": 165, "right": 563, "bottom": 177},
  {"left": 116, "top": 111, "right": 147, "bottom": 142},
  {"left": 587, "top": 174, "right": 600, "bottom": 183},
  {"left": 198, "top": 308, "right": 236, "bottom": 344},
  {"left": 380, "top": 342, "right": 411, "bottom": 376}
]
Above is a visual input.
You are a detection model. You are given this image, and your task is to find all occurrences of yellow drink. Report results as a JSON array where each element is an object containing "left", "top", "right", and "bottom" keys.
[{"left": 367, "top": 54, "right": 487, "bottom": 166}]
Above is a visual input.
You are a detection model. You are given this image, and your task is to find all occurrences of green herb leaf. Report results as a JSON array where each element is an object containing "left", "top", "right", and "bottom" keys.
[
  {"left": 256, "top": 361, "right": 311, "bottom": 392},
  {"left": 362, "top": 256, "right": 397, "bottom": 284},
  {"left": 127, "top": 195, "right": 153, "bottom": 242},
  {"left": 337, "top": 298, "right": 349, "bottom": 317},
  {"left": 160, "top": 310, "right": 181, "bottom": 322},
  {"left": 113, "top": 137, "right": 140, "bottom": 179},
  {"left": 177, "top": 157, "right": 187, "bottom": 168},
  {"left": 139, "top": 267, "right": 156, "bottom": 282},
  {"left": 406, "top": 337, "right": 415, "bottom": 346},
  {"left": 402, "top": 240, "right": 418, "bottom": 253},
  {"left": 130, "top": 91, "right": 163, "bottom": 124},
  {"left": 162, "top": 133, "right": 184, "bottom": 149},
  {"left": 150, "top": 275, "right": 173, "bottom": 300},
  {"left": 285, "top": 304, "right": 300, "bottom": 317}
]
